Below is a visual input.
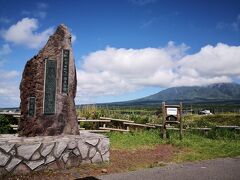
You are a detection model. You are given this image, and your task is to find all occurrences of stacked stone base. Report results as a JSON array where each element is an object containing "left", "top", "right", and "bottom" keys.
[{"left": 0, "top": 132, "right": 109, "bottom": 176}]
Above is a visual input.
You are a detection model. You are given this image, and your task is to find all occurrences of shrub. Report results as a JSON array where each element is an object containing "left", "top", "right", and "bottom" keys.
[{"left": 0, "top": 115, "right": 12, "bottom": 134}]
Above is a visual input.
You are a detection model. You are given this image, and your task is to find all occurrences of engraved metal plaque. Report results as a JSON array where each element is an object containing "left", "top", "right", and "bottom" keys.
[
  {"left": 28, "top": 97, "right": 35, "bottom": 117},
  {"left": 44, "top": 59, "right": 56, "bottom": 115},
  {"left": 62, "top": 49, "right": 69, "bottom": 94}
]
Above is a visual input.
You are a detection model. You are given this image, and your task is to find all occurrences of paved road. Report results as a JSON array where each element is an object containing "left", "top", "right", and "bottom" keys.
[{"left": 98, "top": 157, "right": 240, "bottom": 180}]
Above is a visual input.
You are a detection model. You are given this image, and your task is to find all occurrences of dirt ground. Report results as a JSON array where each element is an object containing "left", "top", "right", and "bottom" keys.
[{"left": 5, "top": 144, "right": 177, "bottom": 180}]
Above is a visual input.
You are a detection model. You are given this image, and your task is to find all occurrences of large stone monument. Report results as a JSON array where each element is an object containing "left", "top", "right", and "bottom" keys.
[
  {"left": 18, "top": 24, "right": 79, "bottom": 136},
  {"left": 0, "top": 24, "right": 110, "bottom": 176}
]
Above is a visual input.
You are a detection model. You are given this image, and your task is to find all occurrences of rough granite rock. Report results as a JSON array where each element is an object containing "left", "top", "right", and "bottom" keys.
[
  {"left": 77, "top": 141, "right": 89, "bottom": 159},
  {"left": 18, "top": 24, "right": 79, "bottom": 136},
  {"left": 0, "top": 151, "right": 10, "bottom": 166},
  {"left": 17, "top": 143, "right": 41, "bottom": 160},
  {"left": 54, "top": 141, "right": 67, "bottom": 158},
  {"left": 98, "top": 138, "right": 109, "bottom": 155},
  {"left": 86, "top": 139, "right": 99, "bottom": 146},
  {"left": 31, "top": 151, "right": 41, "bottom": 160},
  {"left": 0, "top": 144, "right": 14, "bottom": 153},
  {"left": 73, "top": 148, "right": 80, "bottom": 156},
  {"left": 62, "top": 151, "right": 70, "bottom": 163},
  {"left": 25, "top": 159, "right": 45, "bottom": 170},
  {"left": 102, "top": 151, "right": 110, "bottom": 162},
  {"left": 40, "top": 143, "right": 55, "bottom": 157},
  {"left": 5, "top": 158, "right": 22, "bottom": 172},
  {"left": 91, "top": 152, "right": 102, "bottom": 163},
  {"left": 67, "top": 140, "right": 77, "bottom": 149},
  {"left": 89, "top": 147, "right": 97, "bottom": 158},
  {"left": 45, "top": 155, "right": 55, "bottom": 164}
]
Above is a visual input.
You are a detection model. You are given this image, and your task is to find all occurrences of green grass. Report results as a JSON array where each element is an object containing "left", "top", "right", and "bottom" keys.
[
  {"left": 169, "top": 131, "right": 240, "bottom": 162},
  {"left": 183, "top": 113, "right": 240, "bottom": 127},
  {"left": 108, "top": 130, "right": 164, "bottom": 150},
  {"left": 108, "top": 129, "right": 240, "bottom": 162}
]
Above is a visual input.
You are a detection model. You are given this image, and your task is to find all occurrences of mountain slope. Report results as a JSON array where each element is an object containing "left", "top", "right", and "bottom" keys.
[{"left": 124, "top": 83, "right": 240, "bottom": 105}]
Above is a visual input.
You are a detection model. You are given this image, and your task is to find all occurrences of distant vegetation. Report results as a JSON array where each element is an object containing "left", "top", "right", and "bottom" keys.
[
  {"left": 1, "top": 103, "right": 239, "bottom": 133},
  {"left": 77, "top": 104, "right": 240, "bottom": 129},
  {"left": 184, "top": 113, "right": 240, "bottom": 127}
]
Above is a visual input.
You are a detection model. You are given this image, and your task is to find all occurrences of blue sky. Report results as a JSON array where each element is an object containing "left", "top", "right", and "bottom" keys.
[{"left": 0, "top": 0, "right": 240, "bottom": 107}]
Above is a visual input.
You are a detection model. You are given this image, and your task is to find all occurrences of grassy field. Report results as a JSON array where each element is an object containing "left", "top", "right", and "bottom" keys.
[
  {"left": 109, "top": 130, "right": 164, "bottom": 150},
  {"left": 169, "top": 130, "right": 240, "bottom": 162},
  {"left": 183, "top": 113, "right": 240, "bottom": 127},
  {"left": 1, "top": 105, "right": 240, "bottom": 162},
  {"left": 108, "top": 129, "right": 240, "bottom": 162}
]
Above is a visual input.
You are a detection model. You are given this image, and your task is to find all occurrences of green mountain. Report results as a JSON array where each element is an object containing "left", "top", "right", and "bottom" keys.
[{"left": 115, "top": 83, "right": 240, "bottom": 105}]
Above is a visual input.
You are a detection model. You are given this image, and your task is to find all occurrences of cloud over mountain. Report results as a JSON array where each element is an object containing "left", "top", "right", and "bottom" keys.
[{"left": 76, "top": 42, "right": 240, "bottom": 102}]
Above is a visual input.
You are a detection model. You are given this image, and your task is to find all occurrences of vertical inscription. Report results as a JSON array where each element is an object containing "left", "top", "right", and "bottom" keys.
[
  {"left": 62, "top": 49, "right": 69, "bottom": 94},
  {"left": 28, "top": 97, "right": 35, "bottom": 117},
  {"left": 44, "top": 59, "right": 56, "bottom": 114}
]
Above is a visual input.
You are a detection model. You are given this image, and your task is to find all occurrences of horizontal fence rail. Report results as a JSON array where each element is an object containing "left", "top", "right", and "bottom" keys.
[{"left": 1, "top": 112, "right": 240, "bottom": 133}]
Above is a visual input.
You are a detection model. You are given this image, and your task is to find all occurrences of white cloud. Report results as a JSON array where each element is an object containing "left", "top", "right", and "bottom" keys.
[
  {"left": 1, "top": 18, "right": 54, "bottom": 49},
  {"left": 178, "top": 43, "right": 240, "bottom": 77},
  {"left": 0, "top": 70, "right": 19, "bottom": 79},
  {"left": 1, "top": 41, "right": 239, "bottom": 106},
  {"left": 0, "top": 83, "right": 19, "bottom": 107},
  {"left": 0, "top": 44, "right": 12, "bottom": 55},
  {"left": 76, "top": 42, "right": 240, "bottom": 102},
  {"left": 77, "top": 70, "right": 138, "bottom": 97},
  {"left": 0, "top": 70, "right": 20, "bottom": 107},
  {"left": 72, "top": 34, "right": 77, "bottom": 43},
  {"left": 0, "top": 83, "right": 18, "bottom": 96}
]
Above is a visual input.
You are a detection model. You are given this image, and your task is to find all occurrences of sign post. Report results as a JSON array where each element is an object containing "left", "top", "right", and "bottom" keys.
[{"left": 161, "top": 102, "right": 183, "bottom": 140}]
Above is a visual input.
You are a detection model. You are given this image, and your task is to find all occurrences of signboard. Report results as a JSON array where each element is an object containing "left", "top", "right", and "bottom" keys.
[
  {"left": 44, "top": 59, "right": 56, "bottom": 115},
  {"left": 166, "top": 108, "right": 178, "bottom": 116},
  {"left": 62, "top": 49, "right": 69, "bottom": 94},
  {"left": 28, "top": 97, "right": 35, "bottom": 117},
  {"left": 162, "top": 102, "right": 183, "bottom": 140}
]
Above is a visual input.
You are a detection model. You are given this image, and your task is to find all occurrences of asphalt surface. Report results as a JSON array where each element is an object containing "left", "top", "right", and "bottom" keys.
[{"left": 97, "top": 156, "right": 240, "bottom": 180}]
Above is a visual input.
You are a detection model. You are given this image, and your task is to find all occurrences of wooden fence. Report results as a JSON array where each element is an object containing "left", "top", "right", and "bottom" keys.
[{"left": 1, "top": 112, "right": 240, "bottom": 133}]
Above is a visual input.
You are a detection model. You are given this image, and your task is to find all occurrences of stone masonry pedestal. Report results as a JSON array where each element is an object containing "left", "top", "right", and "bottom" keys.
[{"left": 0, "top": 132, "right": 109, "bottom": 177}]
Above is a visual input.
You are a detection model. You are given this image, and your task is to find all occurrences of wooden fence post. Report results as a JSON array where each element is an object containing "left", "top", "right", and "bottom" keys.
[
  {"left": 180, "top": 102, "right": 183, "bottom": 140},
  {"left": 162, "top": 102, "right": 166, "bottom": 140}
]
